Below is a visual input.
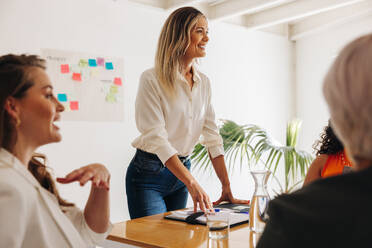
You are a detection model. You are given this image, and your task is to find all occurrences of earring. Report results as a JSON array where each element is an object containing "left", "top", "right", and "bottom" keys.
[{"left": 15, "top": 118, "right": 21, "bottom": 128}]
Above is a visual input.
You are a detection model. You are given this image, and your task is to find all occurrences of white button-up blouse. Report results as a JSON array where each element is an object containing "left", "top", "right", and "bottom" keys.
[
  {"left": 0, "top": 149, "right": 111, "bottom": 248},
  {"left": 132, "top": 67, "right": 224, "bottom": 164}
]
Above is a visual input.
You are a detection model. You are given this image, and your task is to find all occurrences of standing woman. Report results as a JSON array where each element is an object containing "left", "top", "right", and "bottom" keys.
[
  {"left": 0, "top": 54, "right": 111, "bottom": 247},
  {"left": 126, "top": 7, "right": 248, "bottom": 219}
]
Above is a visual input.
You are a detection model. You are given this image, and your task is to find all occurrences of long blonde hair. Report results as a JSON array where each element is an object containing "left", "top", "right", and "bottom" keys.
[
  {"left": 323, "top": 34, "right": 372, "bottom": 164},
  {"left": 155, "top": 7, "right": 204, "bottom": 98}
]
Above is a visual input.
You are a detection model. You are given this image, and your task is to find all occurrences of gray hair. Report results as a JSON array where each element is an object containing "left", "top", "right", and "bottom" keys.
[{"left": 323, "top": 34, "right": 372, "bottom": 165}]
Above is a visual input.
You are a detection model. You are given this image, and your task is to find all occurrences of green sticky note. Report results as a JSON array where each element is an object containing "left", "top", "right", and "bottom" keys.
[
  {"left": 78, "top": 59, "right": 88, "bottom": 68},
  {"left": 106, "top": 93, "right": 116, "bottom": 103}
]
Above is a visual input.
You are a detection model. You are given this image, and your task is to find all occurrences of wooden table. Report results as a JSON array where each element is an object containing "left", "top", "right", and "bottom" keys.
[{"left": 107, "top": 212, "right": 261, "bottom": 248}]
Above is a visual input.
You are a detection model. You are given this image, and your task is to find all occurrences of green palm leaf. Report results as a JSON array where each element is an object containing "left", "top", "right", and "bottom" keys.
[{"left": 191, "top": 119, "right": 313, "bottom": 193}]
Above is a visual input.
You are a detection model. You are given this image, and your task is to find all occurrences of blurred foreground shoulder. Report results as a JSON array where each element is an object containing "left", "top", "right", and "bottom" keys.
[{"left": 0, "top": 171, "right": 32, "bottom": 247}]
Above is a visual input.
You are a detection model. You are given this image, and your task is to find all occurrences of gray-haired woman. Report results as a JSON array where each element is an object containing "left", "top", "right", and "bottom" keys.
[{"left": 257, "top": 34, "right": 372, "bottom": 248}]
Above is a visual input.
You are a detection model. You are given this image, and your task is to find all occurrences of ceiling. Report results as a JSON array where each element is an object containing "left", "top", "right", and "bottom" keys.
[{"left": 128, "top": 0, "right": 372, "bottom": 40}]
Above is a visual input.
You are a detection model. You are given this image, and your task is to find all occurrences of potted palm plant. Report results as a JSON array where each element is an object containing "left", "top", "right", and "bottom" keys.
[{"left": 191, "top": 119, "right": 313, "bottom": 193}]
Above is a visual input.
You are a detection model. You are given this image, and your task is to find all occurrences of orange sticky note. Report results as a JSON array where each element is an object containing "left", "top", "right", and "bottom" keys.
[
  {"left": 61, "top": 64, "right": 69, "bottom": 73},
  {"left": 114, "top": 77, "right": 122, "bottom": 86},
  {"left": 70, "top": 101, "right": 79, "bottom": 110},
  {"left": 72, "top": 73, "right": 82, "bottom": 81}
]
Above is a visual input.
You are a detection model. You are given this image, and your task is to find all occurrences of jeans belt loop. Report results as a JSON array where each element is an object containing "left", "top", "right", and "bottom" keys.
[{"left": 178, "top": 155, "right": 190, "bottom": 163}]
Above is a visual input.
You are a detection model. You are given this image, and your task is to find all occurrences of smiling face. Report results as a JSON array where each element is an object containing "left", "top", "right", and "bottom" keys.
[
  {"left": 15, "top": 67, "right": 64, "bottom": 147},
  {"left": 184, "top": 16, "right": 209, "bottom": 60}
]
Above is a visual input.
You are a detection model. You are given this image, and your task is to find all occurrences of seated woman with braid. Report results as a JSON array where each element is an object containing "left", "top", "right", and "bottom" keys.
[
  {"left": 303, "top": 122, "right": 353, "bottom": 186},
  {"left": 0, "top": 54, "right": 111, "bottom": 247}
]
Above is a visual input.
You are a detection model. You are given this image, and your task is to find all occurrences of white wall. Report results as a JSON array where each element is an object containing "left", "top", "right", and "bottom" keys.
[
  {"left": 296, "top": 15, "right": 372, "bottom": 153},
  {"left": 0, "top": 0, "right": 293, "bottom": 222},
  {"left": 195, "top": 22, "right": 293, "bottom": 201}
]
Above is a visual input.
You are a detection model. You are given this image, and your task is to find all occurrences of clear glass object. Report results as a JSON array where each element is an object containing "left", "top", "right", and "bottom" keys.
[
  {"left": 249, "top": 170, "right": 271, "bottom": 233},
  {"left": 206, "top": 209, "right": 231, "bottom": 240}
]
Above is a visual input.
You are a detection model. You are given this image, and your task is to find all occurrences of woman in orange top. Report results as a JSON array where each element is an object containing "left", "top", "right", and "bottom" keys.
[{"left": 303, "top": 122, "right": 353, "bottom": 186}]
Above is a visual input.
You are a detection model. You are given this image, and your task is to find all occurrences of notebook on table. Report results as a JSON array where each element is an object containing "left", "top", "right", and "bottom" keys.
[{"left": 164, "top": 203, "right": 250, "bottom": 227}]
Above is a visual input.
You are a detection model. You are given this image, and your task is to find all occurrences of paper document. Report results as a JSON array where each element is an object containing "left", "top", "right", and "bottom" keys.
[{"left": 165, "top": 206, "right": 249, "bottom": 227}]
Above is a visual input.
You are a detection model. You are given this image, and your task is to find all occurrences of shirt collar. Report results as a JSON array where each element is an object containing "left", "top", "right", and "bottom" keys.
[
  {"left": 0, "top": 151, "right": 85, "bottom": 246},
  {"left": 191, "top": 65, "right": 201, "bottom": 84},
  {"left": 0, "top": 148, "right": 42, "bottom": 188},
  {"left": 177, "top": 65, "right": 202, "bottom": 86}
]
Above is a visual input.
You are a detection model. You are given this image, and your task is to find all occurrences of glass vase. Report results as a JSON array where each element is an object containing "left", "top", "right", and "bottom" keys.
[{"left": 249, "top": 170, "right": 271, "bottom": 233}]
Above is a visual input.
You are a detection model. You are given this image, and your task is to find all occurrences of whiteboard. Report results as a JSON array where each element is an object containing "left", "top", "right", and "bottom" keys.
[{"left": 41, "top": 49, "right": 124, "bottom": 122}]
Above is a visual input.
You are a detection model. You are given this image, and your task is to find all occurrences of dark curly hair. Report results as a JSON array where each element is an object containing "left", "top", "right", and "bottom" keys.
[{"left": 313, "top": 122, "right": 344, "bottom": 156}]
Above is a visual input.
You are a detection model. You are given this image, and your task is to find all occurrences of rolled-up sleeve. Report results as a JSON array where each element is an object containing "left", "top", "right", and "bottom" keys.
[
  {"left": 133, "top": 71, "right": 178, "bottom": 164},
  {"left": 200, "top": 79, "right": 224, "bottom": 159},
  {"left": 62, "top": 206, "right": 112, "bottom": 246}
]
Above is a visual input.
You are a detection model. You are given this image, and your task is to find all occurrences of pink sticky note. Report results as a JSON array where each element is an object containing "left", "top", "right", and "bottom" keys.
[
  {"left": 97, "top": 57, "right": 104, "bottom": 66},
  {"left": 61, "top": 64, "right": 69, "bottom": 73},
  {"left": 114, "top": 77, "right": 122, "bottom": 86},
  {"left": 70, "top": 101, "right": 79, "bottom": 110},
  {"left": 72, "top": 73, "right": 82, "bottom": 81}
]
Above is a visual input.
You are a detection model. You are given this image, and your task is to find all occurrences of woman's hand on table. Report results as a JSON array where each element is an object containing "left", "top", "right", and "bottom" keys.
[
  {"left": 57, "top": 163, "right": 110, "bottom": 190},
  {"left": 187, "top": 180, "right": 213, "bottom": 213},
  {"left": 213, "top": 186, "right": 250, "bottom": 206}
]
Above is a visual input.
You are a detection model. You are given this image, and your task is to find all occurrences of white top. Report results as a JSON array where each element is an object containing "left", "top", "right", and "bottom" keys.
[
  {"left": 0, "top": 149, "right": 112, "bottom": 248},
  {"left": 132, "top": 67, "right": 224, "bottom": 164}
]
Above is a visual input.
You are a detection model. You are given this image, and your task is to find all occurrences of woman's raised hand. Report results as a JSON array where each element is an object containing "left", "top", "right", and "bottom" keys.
[{"left": 57, "top": 163, "right": 110, "bottom": 190}]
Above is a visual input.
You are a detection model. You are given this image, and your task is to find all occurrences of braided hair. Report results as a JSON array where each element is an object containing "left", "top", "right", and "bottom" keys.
[{"left": 0, "top": 54, "right": 73, "bottom": 207}]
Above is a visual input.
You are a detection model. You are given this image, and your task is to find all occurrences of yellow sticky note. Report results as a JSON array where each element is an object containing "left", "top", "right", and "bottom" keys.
[
  {"left": 90, "top": 67, "right": 99, "bottom": 77},
  {"left": 110, "top": 85, "right": 119, "bottom": 94}
]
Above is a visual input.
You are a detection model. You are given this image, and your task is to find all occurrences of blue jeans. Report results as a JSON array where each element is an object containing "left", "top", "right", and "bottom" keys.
[{"left": 125, "top": 149, "right": 191, "bottom": 219}]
